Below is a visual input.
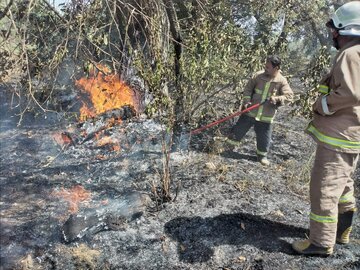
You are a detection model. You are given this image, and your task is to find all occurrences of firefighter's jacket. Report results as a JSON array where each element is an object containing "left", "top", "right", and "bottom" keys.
[
  {"left": 243, "top": 71, "right": 293, "bottom": 123},
  {"left": 306, "top": 40, "right": 360, "bottom": 154}
]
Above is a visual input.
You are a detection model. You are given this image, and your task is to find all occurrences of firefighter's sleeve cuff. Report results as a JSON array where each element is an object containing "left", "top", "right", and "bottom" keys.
[
  {"left": 321, "top": 95, "right": 335, "bottom": 115},
  {"left": 243, "top": 95, "right": 251, "bottom": 101}
]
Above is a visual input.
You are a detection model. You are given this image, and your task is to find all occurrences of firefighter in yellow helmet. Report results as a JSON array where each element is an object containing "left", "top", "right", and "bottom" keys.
[{"left": 292, "top": 1, "right": 360, "bottom": 256}]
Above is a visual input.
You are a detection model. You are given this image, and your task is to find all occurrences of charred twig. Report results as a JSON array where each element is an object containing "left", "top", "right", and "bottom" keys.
[
  {"left": 40, "top": 144, "right": 67, "bottom": 168},
  {"left": 171, "top": 182, "right": 180, "bottom": 202},
  {"left": 79, "top": 126, "right": 108, "bottom": 145}
]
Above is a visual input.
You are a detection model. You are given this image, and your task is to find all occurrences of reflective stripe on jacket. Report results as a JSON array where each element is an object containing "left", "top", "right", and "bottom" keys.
[
  {"left": 307, "top": 123, "right": 360, "bottom": 150},
  {"left": 318, "top": 84, "right": 330, "bottom": 94},
  {"left": 243, "top": 71, "right": 293, "bottom": 123},
  {"left": 307, "top": 41, "right": 360, "bottom": 154}
]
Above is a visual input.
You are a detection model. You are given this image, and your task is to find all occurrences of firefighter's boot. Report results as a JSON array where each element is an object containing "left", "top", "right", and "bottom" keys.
[
  {"left": 292, "top": 239, "right": 333, "bottom": 256},
  {"left": 336, "top": 208, "right": 357, "bottom": 244},
  {"left": 258, "top": 156, "right": 270, "bottom": 166}
]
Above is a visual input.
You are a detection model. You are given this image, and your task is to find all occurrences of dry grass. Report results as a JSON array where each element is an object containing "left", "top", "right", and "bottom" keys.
[
  {"left": 16, "top": 254, "right": 43, "bottom": 270},
  {"left": 233, "top": 179, "right": 249, "bottom": 192},
  {"left": 282, "top": 152, "right": 315, "bottom": 198},
  {"left": 70, "top": 244, "right": 101, "bottom": 270}
]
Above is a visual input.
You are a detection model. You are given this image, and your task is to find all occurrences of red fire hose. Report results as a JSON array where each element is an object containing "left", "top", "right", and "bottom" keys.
[{"left": 190, "top": 99, "right": 268, "bottom": 135}]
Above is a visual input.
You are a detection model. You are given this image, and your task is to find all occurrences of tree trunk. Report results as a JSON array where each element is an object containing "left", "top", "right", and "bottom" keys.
[
  {"left": 309, "top": 19, "right": 331, "bottom": 50},
  {"left": 274, "top": 15, "right": 288, "bottom": 55},
  {"left": 163, "top": 0, "right": 186, "bottom": 141},
  {"left": 163, "top": 0, "right": 182, "bottom": 83}
]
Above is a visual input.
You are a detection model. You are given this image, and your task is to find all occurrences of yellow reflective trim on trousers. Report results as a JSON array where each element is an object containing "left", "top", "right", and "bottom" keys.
[
  {"left": 247, "top": 114, "right": 274, "bottom": 123},
  {"left": 256, "top": 149, "right": 267, "bottom": 156},
  {"left": 339, "top": 192, "right": 355, "bottom": 204},
  {"left": 255, "top": 88, "right": 262, "bottom": 94},
  {"left": 260, "top": 116, "right": 274, "bottom": 123},
  {"left": 310, "top": 212, "right": 337, "bottom": 223},
  {"left": 318, "top": 84, "right": 330, "bottom": 94},
  {"left": 307, "top": 124, "right": 360, "bottom": 149},
  {"left": 243, "top": 95, "right": 251, "bottom": 99},
  {"left": 255, "top": 83, "right": 271, "bottom": 121}
]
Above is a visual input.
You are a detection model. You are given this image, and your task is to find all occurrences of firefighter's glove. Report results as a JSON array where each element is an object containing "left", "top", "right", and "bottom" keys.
[
  {"left": 241, "top": 102, "right": 252, "bottom": 110},
  {"left": 269, "top": 96, "right": 278, "bottom": 105}
]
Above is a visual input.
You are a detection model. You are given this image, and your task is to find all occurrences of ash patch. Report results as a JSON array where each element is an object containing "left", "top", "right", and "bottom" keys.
[{"left": 1, "top": 104, "right": 359, "bottom": 269}]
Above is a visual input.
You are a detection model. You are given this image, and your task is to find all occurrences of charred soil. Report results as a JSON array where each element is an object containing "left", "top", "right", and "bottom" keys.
[{"left": 0, "top": 88, "right": 359, "bottom": 270}]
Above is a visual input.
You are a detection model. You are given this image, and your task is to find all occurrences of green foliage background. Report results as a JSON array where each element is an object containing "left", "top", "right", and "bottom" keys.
[{"left": 0, "top": 0, "right": 343, "bottom": 126}]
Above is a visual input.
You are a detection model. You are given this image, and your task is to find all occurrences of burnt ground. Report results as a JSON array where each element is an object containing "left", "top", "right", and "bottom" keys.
[{"left": 0, "top": 88, "right": 359, "bottom": 270}]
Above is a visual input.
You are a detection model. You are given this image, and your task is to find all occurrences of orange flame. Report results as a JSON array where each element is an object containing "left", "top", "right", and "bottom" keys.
[
  {"left": 75, "top": 64, "right": 138, "bottom": 121},
  {"left": 96, "top": 136, "right": 121, "bottom": 152},
  {"left": 97, "top": 136, "right": 114, "bottom": 147},
  {"left": 52, "top": 185, "right": 91, "bottom": 214},
  {"left": 52, "top": 132, "right": 73, "bottom": 146}
]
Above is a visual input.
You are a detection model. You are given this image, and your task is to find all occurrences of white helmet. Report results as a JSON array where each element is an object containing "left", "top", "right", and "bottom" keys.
[{"left": 326, "top": 1, "right": 360, "bottom": 36}]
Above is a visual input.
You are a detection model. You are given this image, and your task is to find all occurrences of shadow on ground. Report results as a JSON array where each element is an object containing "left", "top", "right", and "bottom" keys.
[
  {"left": 220, "top": 150, "right": 258, "bottom": 161},
  {"left": 164, "top": 212, "right": 307, "bottom": 263}
]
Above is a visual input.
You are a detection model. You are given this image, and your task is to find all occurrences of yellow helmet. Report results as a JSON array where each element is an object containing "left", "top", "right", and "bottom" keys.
[{"left": 326, "top": 1, "right": 360, "bottom": 36}]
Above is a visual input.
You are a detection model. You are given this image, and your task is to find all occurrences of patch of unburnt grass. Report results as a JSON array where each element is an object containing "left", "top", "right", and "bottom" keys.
[
  {"left": 282, "top": 152, "right": 314, "bottom": 198},
  {"left": 70, "top": 244, "right": 101, "bottom": 270}
]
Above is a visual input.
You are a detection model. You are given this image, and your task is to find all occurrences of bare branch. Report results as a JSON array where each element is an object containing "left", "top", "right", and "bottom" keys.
[{"left": 0, "top": 0, "right": 14, "bottom": 21}]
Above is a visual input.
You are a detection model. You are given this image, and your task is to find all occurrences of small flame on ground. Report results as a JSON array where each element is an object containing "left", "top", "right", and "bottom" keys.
[
  {"left": 52, "top": 185, "right": 91, "bottom": 214},
  {"left": 97, "top": 136, "right": 114, "bottom": 147},
  {"left": 75, "top": 64, "right": 138, "bottom": 121},
  {"left": 96, "top": 136, "right": 121, "bottom": 152},
  {"left": 52, "top": 132, "right": 73, "bottom": 146}
]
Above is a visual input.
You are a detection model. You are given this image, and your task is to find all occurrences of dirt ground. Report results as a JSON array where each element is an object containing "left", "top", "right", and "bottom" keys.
[{"left": 0, "top": 88, "right": 359, "bottom": 270}]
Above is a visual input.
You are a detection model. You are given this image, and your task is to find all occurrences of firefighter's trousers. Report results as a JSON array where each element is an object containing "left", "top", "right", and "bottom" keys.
[
  {"left": 309, "top": 144, "right": 358, "bottom": 248},
  {"left": 230, "top": 114, "right": 272, "bottom": 157}
]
